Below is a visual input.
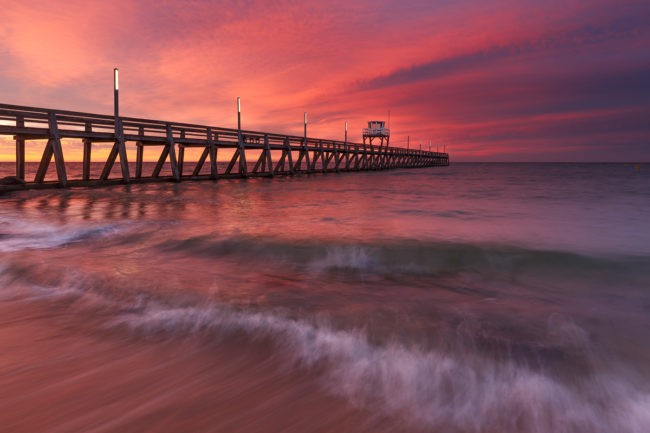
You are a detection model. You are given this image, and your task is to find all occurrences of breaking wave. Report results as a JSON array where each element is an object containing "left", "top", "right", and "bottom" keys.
[
  {"left": 156, "top": 235, "right": 650, "bottom": 286},
  {"left": 0, "top": 216, "right": 126, "bottom": 252},
  {"left": 1, "top": 263, "right": 648, "bottom": 433}
]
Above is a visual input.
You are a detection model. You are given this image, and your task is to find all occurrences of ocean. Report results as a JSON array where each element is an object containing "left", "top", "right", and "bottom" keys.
[{"left": 0, "top": 162, "right": 648, "bottom": 432}]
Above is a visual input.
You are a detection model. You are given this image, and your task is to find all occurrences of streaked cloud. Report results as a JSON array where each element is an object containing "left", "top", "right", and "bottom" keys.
[{"left": 0, "top": 0, "right": 648, "bottom": 161}]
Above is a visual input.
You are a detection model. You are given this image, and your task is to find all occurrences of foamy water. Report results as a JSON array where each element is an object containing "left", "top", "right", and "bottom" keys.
[{"left": 0, "top": 162, "right": 649, "bottom": 432}]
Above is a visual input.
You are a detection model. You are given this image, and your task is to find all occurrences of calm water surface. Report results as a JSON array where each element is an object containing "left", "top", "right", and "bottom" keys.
[{"left": 0, "top": 163, "right": 649, "bottom": 432}]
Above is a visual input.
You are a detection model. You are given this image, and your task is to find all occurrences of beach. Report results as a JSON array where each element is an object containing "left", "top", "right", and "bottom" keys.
[{"left": 1, "top": 162, "right": 649, "bottom": 432}]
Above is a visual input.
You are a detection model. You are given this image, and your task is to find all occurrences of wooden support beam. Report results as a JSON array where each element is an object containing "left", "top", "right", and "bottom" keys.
[
  {"left": 177, "top": 130, "right": 186, "bottom": 176},
  {"left": 82, "top": 139, "right": 92, "bottom": 180},
  {"left": 252, "top": 149, "right": 266, "bottom": 173},
  {"left": 152, "top": 146, "right": 169, "bottom": 177},
  {"left": 275, "top": 151, "right": 286, "bottom": 172},
  {"left": 294, "top": 150, "right": 305, "bottom": 172},
  {"left": 318, "top": 140, "right": 326, "bottom": 171},
  {"left": 193, "top": 147, "right": 209, "bottom": 176},
  {"left": 344, "top": 144, "right": 351, "bottom": 170},
  {"left": 116, "top": 118, "right": 130, "bottom": 183},
  {"left": 238, "top": 132, "right": 248, "bottom": 177},
  {"left": 310, "top": 140, "right": 321, "bottom": 171},
  {"left": 191, "top": 129, "right": 217, "bottom": 178},
  {"left": 357, "top": 145, "right": 363, "bottom": 170},
  {"left": 178, "top": 145, "right": 185, "bottom": 177},
  {"left": 331, "top": 142, "right": 340, "bottom": 172},
  {"left": 225, "top": 148, "right": 240, "bottom": 175},
  {"left": 208, "top": 129, "right": 218, "bottom": 180},
  {"left": 136, "top": 143, "right": 143, "bottom": 178},
  {"left": 82, "top": 122, "right": 92, "bottom": 181},
  {"left": 100, "top": 142, "right": 119, "bottom": 180},
  {"left": 34, "top": 139, "right": 53, "bottom": 183},
  {"left": 300, "top": 137, "right": 311, "bottom": 174},
  {"left": 48, "top": 112, "right": 68, "bottom": 187},
  {"left": 166, "top": 124, "right": 181, "bottom": 181},
  {"left": 285, "top": 137, "right": 294, "bottom": 174},
  {"left": 100, "top": 118, "right": 129, "bottom": 182},
  {"left": 264, "top": 135, "right": 273, "bottom": 176},
  {"left": 15, "top": 116, "right": 25, "bottom": 180},
  {"left": 274, "top": 137, "right": 291, "bottom": 174}
]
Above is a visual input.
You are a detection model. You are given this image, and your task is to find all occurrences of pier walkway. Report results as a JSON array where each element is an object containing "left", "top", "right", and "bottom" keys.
[{"left": 0, "top": 103, "right": 449, "bottom": 192}]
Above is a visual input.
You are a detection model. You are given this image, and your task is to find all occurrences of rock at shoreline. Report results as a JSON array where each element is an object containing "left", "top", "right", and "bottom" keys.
[{"left": 0, "top": 176, "right": 27, "bottom": 185}]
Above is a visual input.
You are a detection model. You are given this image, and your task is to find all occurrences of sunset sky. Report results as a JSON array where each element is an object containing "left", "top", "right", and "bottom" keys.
[{"left": 1, "top": 0, "right": 648, "bottom": 162}]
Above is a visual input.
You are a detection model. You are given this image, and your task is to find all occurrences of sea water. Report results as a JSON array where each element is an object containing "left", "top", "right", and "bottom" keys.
[{"left": 0, "top": 162, "right": 648, "bottom": 432}]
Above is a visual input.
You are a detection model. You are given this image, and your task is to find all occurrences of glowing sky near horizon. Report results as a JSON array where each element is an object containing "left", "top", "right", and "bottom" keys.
[{"left": 0, "top": 0, "right": 648, "bottom": 161}]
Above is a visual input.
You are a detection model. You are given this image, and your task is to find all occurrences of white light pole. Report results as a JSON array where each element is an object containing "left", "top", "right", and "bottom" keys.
[
  {"left": 237, "top": 97, "right": 241, "bottom": 133},
  {"left": 113, "top": 68, "right": 119, "bottom": 119}
]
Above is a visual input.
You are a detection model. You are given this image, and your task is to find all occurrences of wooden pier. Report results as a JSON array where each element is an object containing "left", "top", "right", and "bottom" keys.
[{"left": 0, "top": 103, "right": 449, "bottom": 192}]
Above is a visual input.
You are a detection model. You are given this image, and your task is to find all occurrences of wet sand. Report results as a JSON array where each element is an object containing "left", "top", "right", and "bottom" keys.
[{"left": 0, "top": 301, "right": 404, "bottom": 433}]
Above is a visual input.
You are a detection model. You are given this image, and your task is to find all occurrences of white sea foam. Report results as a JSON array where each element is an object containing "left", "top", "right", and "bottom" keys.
[
  {"left": 0, "top": 216, "right": 123, "bottom": 252},
  {"left": 110, "top": 302, "right": 650, "bottom": 433},
  {"left": 3, "top": 272, "right": 649, "bottom": 433}
]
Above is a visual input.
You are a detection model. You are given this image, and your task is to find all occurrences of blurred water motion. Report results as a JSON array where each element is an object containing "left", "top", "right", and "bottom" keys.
[{"left": 0, "top": 163, "right": 649, "bottom": 432}]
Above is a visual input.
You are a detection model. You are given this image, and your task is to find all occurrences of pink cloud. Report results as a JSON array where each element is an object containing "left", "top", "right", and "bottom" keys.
[{"left": 0, "top": 0, "right": 648, "bottom": 162}]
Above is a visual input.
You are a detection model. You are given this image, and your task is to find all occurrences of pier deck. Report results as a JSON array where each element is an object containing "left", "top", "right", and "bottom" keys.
[{"left": 0, "top": 103, "right": 449, "bottom": 192}]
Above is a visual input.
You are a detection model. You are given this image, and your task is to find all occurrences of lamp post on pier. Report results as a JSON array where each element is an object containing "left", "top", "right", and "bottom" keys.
[
  {"left": 236, "top": 97, "right": 248, "bottom": 176},
  {"left": 114, "top": 68, "right": 119, "bottom": 119},
  {"left": 237, "top": 97, "right": 242, "bottom": 135}
]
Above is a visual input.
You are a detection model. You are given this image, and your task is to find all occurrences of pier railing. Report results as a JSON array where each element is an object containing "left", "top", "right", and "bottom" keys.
[{"left": 0, "top": 103, "right": 449, "bottom": 190}]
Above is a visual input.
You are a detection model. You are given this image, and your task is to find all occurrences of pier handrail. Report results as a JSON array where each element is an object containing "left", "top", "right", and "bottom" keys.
[{"left": 0, "top": 102, "right": 449, "bottom": 191}]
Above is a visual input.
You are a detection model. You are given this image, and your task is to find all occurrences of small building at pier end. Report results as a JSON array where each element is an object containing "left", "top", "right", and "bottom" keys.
[{"left": 363, "top": 121, "right": 390, "bottom": 147}]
